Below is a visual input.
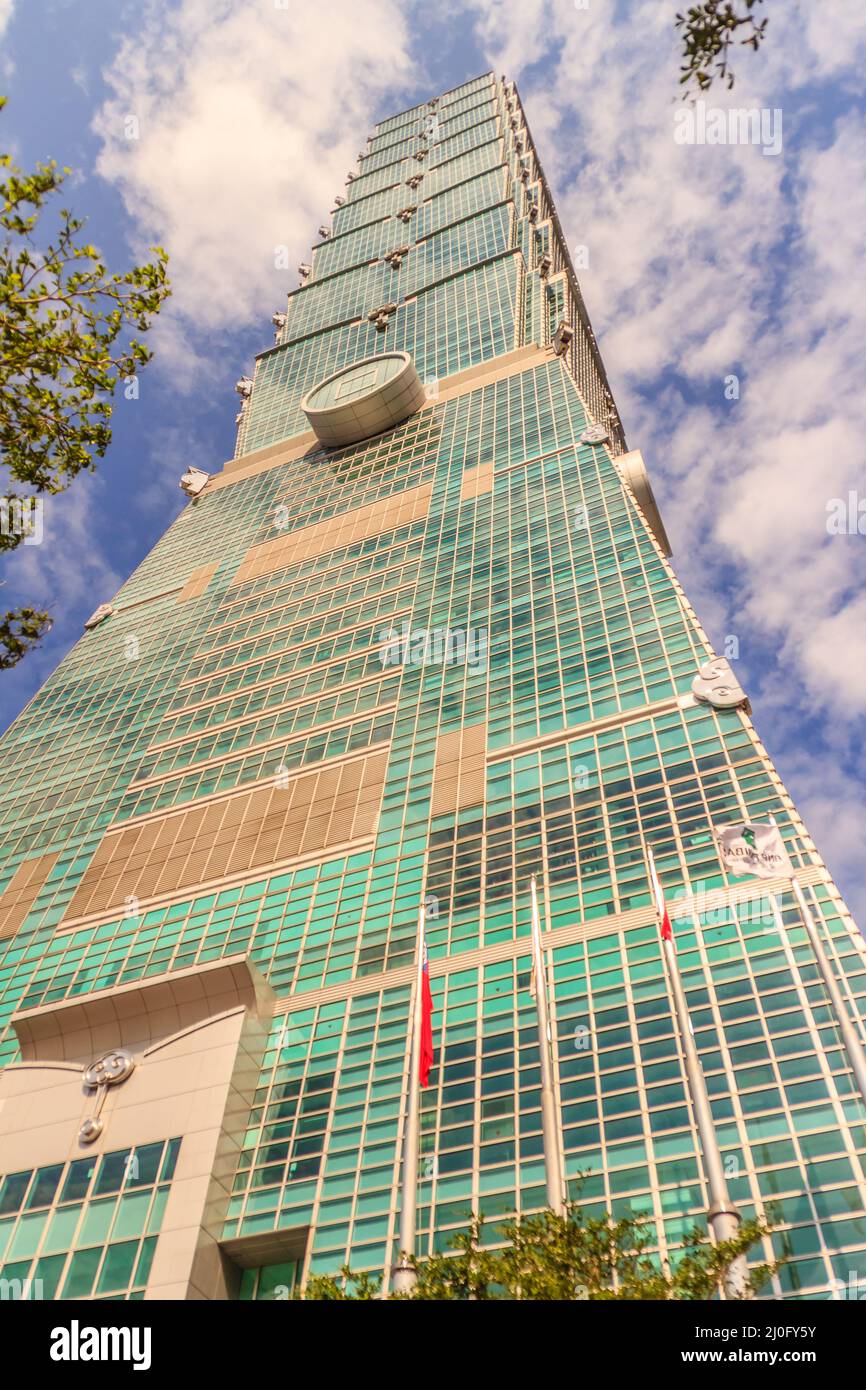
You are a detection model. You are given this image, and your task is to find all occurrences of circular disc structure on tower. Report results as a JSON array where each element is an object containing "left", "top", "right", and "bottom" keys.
[{"left": 301, "top": 352, "right": 427, "bottom": 447}]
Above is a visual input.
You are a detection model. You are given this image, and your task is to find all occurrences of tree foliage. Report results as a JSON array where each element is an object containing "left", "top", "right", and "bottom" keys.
[
  {"left": 303, "top": 1204, "right": 779, "bottom": 1301},
  {"left": 676, "top": 1, "right": 769, "bottom": 94},
  {"left": 0, "top": 96, "right": 170, "bottom": 667},
  {"left": 0, "top": 604, "right": 52, "bottom": 670}
]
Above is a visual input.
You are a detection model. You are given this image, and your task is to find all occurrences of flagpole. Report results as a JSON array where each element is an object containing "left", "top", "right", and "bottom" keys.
[
  {"left": 392, "top": 905, "right": 425, "bottom": 1295},
  {"left": 530, "top": 874, "right": 566, "bottom": 1215},
  {"left": 649, "top": 852, "right": 748, "bottom": 1299},
  {"left": 789, "top": 876, "right": 866, "bottom": 1110}
]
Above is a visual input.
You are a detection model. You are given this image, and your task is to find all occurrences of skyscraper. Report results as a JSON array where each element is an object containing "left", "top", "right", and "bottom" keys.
[{"left": 0, "top": 72, "right": 864, "bottom": 1302}]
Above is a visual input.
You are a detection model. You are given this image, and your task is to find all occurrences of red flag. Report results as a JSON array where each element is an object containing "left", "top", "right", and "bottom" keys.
[
  {"left": 659, "top": 902, "right": 673, "bottom": 942},
  {"left": 649, "top": 854, "right": 673, "bottom": 941},
  {"left": 419, "top": 934, "right": 434, "bottom": 1088}
]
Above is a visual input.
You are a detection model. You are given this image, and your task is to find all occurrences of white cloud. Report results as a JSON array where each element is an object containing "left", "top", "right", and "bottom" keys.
[
  {"left": 92, "top": 0, "right": 417, "bottom": 364},
  {"left": 0, "top": 475, "right": 123, "bottom": 726},
  {"left": 0, "top": 0, "right": 15, "bottom": 77},
  {"left": 2, "top": 477, "right": 121, "bottom": 616},
  {"left": 136, "top": 419, "right": 206, "bottom": 517},
  {"left": 460, "top": 0, "right": 549, "bottom": 80}
]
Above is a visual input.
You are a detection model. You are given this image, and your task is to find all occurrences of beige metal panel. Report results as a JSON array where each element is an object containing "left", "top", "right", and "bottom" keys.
[
  {"left": 430, "top": 721, "right": 487, "bottom": 816},
  {"left": 64, "top": 748, "right": 390, "bottom": 922},
  {"left": 231, "top": 480, "right": 433, "bottom": 584},
  {"left": 0, "top": 851, "right": 60, "bottom": 940},
  {"left": 177, "top": 561, "right": 220, "bottom": 602},
  {"left": 460, "top": 459, "right": 494, "bottom": 502}
]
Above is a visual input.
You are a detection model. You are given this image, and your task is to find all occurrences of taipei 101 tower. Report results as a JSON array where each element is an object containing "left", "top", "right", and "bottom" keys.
[{"left": 0, "top": 73, "right": 864, "bottom": 1302}]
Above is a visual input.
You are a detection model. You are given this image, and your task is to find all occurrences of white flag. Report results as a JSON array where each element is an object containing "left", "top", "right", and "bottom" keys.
[{"left": 714, "top": 821, "right": 792, "bottom": 879}]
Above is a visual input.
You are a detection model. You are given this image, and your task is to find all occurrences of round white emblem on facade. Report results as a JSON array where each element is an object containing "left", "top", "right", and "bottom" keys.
[
  {"left": 580, "top": 424, "right": 610, "bottom": 445},
  {"left": 83, "top": 1049, "right": 136, "bottom": 1089},
  {"left": 301, "top": 352, "right": 427, "bottom": 447},
  {"left": 79, "top": 1049, "right": 136, "bottom": 1145}
]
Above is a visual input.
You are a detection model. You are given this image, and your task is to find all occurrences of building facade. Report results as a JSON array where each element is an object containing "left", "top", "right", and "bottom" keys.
[{"left": 0, "top": 72, "right": 865, "bottom": 1301}]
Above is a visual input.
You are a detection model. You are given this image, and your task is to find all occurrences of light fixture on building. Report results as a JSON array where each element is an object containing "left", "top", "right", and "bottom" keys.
[
  {"left": 692, "top": 658, "right": 749, "bottom": 711},
  {"left": 553, "top": 320, "right": 574, "bottom": 356},
  {"left": 367, "top": 302, "right": 398, "bottom": 331},
  {"left": 84, "top": 603, "right": 114, "bottom": 631},
  {"left": 179, "top": 467, "right": 210, "bottom": 498}
]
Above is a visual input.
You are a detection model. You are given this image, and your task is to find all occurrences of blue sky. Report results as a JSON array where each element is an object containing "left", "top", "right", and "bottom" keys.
[{"left": 2, "top": 0, "right": 865, "bottom": 924}]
